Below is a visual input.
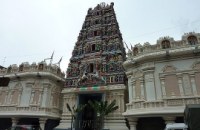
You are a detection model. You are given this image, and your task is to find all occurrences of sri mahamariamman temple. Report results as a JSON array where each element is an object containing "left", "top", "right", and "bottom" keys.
[{"left": 0, "top": 2, "right": 200, "bottom": 130}]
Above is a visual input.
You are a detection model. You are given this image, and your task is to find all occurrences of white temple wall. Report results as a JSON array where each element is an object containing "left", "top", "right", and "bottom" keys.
[
  {"left": 154, "top": 58, "right": 200, "bottom": 99},
  {"left": 124, "top": 33, "right": 200, "bottom": 121}
]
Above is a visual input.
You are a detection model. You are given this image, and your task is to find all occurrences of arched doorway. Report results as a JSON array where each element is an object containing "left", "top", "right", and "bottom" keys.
[{"left": 77, "top": 93, "right": 103, "bottom": 130}]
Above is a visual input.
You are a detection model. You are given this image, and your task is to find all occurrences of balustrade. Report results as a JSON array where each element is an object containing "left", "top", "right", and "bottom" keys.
[{"left": 126, "top": 96, "right": 200, "bottom": 110}]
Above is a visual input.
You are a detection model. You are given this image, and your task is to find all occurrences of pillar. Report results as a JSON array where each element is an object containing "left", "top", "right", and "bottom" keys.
[
  {"left": 39, "top": 118, "right": 47, "bottom": 130},
  {"left": 160, "top": 78, "right": 166, "bottom": 98},
  {"left": 11, "top": 118, "right": 19, "bottom": 126},
  {"left": 132, "top": 80, "right": 136, "bottom": 101},
  {"left": 163, "top": 116, "right": 175, "bottom": 124},
  {"left": 128, "top": 118, "right": 137, "bottom": 130},
  {"left": 177, "top": 75, "right": 184, "bottom": 96},
  {"left": 140, "top": 78, "right": 145, "bottom": 100},
  {"left": 190, "top": 74, "right": 197, "bottom": 96},
  {"left": 144, "top": 71, "right": 156, "bottom": 101},
  {"left": 103, "top": 117, "right": 128, "bottom": 130},
  {"left": 128, "top": 75, "right": 133, "bottom": 102}
]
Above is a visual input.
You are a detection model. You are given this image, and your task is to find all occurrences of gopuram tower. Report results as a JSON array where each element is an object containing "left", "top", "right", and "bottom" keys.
[{"left": 56, "top": 3, "right": 127, "bottom": 130}]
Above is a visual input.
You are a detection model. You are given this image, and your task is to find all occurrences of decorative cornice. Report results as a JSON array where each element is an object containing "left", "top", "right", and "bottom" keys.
[
  {"left": 0, "top": 62, "right": 65, "bottom": 79},
  {"left": 0, "top": 71, "right": 65, "bottom": 82},
  {"left": 62, "top": 84, "right": 126, "bottom": 93}
]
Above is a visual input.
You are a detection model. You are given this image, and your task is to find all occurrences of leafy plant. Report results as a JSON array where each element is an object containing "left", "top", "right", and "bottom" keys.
[{"left": 88, "top": 100, "right": 119, "bottom": 130}]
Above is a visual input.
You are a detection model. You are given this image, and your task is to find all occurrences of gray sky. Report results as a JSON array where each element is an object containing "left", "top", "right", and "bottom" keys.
[{"left": 0, "top": 0, "right": 200, "bottom": 72}]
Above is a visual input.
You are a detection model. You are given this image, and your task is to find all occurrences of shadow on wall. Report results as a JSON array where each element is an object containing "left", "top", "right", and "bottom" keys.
[
  {"left": 0, "top": 118, "right": 12, "bottom": 130},
  {"left": 45, "top": 119, "right": 60, "bottom": 130}
]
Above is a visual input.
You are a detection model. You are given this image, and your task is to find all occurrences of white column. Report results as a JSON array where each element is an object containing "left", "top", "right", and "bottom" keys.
[
  {"left": 12, "top": 118, "right": 19, "bottom": 126},
  {"left": 39, "top": 118, "right": 47, "bottom": 130},
  {"left": 18, "top": 89, "right": 23, "bottom": 105},
  {"left": 128, "top": 76, "right": 133, "bottom": 102},
  {"left": 41, "top": 85, "right": 50, "bottom": 107},
  {"left": 30, "top": 90, "right": 34, "bottom": 104},
  {"left": 177, "top": 75, "right": 184, "bottom": 96},
  {"left": 103, "top": 117, "right": 128, "bottom": 130},
  {"left": 163, "top": 116, "right": 175, "bottom": 124},
  {"left": 132, "top": 80, "right": 136, "bottom": 101},
  {"left": 5, "top": 91, "right": 9, "bottom": 105},
  {"left": 128, "top": 118, "right": 137, "bottom": 130},
  {"left": 161, "top": 78, "right": 166, "bottom": 98},
  {"left": 140, "top": 78, "right": 145, "bottom": 100},
  {"left": 39, "top": 89, "right": 43, "bottom": 104},
  {"left": 55, "top": 95, "right": 71, "bottom": 130},
  {"left": 190, "top": 75, "right": 197, "bottom": 96},
  {"left": 144, "top": 71, "right": 156, "bottom": 101}
]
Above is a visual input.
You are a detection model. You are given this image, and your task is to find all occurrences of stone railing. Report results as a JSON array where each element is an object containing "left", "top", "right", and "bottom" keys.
[
  {"left": 0, "top": 62, "right": 65, "bottom": 78},
  {"left": 163, "top": 96, "right": 200, "bottom": 107},
  {"left": 0, "top": 106, "right": 61, "bottom": 116},
  {"left": 126, "top": 100, "right": 164, "bottom": 110},
  {"left": 126, "top": 96, "right": 200, "bottom": 110}
]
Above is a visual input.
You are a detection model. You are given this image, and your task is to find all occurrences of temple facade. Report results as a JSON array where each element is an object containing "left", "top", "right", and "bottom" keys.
[
  {"left": 0, "top": 3, "right": 128, "bottom": 130},
  {"left": 123, "top": 32, "right": 200, "bottom": 130},
  {"left": 56, "top": 2, "right": 127, "bottom": 130},
  {"left": 0, "top": 62, "right": 65, "bottom": 130}
]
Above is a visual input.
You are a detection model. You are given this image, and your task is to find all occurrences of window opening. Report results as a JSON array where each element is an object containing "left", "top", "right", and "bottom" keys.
[
  {"left": 89, "top": 63, "right": 94, "bottom": 73},
  {"left": 161, "top": 40, "right": 171, "bottom": 49},
  {"left": 92, "top": 44, "right": 96, "bottom": 52},
  {"left": 188, "top": 36, "right": 197, "bottom": 45}
]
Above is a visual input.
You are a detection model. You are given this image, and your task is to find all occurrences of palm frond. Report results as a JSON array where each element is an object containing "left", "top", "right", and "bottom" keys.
[
  {"left": 66, "top": 103, "right": 72, "bottom": 112},
  {"left": 106, "top": 100, "right": 117, "bottom": 112}
]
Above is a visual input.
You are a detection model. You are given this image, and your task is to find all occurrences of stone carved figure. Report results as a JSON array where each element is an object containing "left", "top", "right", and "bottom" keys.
[
  {"left": 77, "top": 65, "right": 88, "bottom": 85},
  {"left": 91, "top": 70, "right": 106, "bottom": 84}
]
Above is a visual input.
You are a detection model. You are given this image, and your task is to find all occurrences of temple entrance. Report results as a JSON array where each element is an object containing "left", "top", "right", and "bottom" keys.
[
  {"left": 18, "top": 118, "right": 39, "bottom": 125},
  {"left": 137, "top": 117, "right": 165, "bottom": 130},
  {"left": 77, "top": 93, "right": 102, "bottom": 130}
]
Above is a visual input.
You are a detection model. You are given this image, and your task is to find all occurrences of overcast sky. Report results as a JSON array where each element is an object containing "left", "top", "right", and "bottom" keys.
[{"left": 0, "top": 0, "right": 200, "bottom": 72}]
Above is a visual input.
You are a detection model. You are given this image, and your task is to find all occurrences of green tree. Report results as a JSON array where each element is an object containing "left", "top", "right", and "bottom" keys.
[
  {"left": 88, "top": 100, "right": 119, "bottom": 130},
  {"left": 66, "top": 103, "right": 86, "bottom": 130}
]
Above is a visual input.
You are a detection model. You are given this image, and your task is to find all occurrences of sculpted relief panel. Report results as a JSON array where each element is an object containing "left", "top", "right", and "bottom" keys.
[
  {"left": 195, "top": 73, "right": 200, "bottom": 95},
  {"left": 31, "top": 90, "right": 41, "bottom": 105},
  {"left": 161, "top": 63, "right": 200, "bottom": 98},
  {"left": 10, "top": 83, "right": 22, "bottom": 105},
  {"left": 165, "top": 75, "right": 180, "bottom": 97},
  {"left": 11, "top": 90, "right": 20, "bottom": 105},
  {"left": 162, "top": 65, "right": 180, "bottom": 97},
  {"left": 31, "top": 81, "right": 42, "bottom": 105},
  {"left": 193, "top": 62, "right": 200, "bottom": 95},
  {"left": 135, "top": 80, "right": 141, "bottom": 99},
  {"left": 51, "top": 87, "right": 61, "bottom": 107},
  {"left": 182, "top": 74, "right": 192, "bottom": 96},
  {"left": 132, "top": 70, "right": 144, "bottom": 100},
  {"left": 163, "top": 65, "right": 176, "bottom": 73}
]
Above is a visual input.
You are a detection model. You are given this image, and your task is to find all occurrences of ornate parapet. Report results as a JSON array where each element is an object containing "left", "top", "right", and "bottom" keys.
[
  {"left": 0, "top": 61, "right": 65, "bottom": 79},
  {"left": 127, "top": 32, "right": 200, "bottom": 63},
  {"left": 127, "top": 44, "right": 200, "bottom": 65}
]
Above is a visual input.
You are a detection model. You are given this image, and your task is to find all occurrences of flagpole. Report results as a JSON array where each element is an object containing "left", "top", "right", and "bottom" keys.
[{"left": 50, "top": 51, "right": 54, "bottom": 65}]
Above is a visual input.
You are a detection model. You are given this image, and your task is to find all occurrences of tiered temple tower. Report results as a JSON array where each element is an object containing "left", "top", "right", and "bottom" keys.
[{"left": 56, "top": 2, "right": 128, "bottom": 130}]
